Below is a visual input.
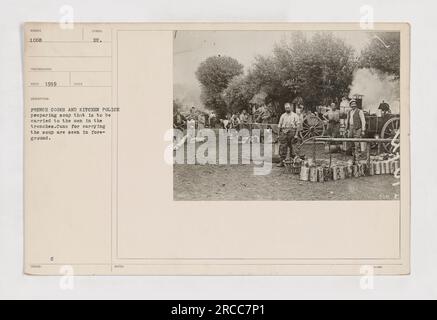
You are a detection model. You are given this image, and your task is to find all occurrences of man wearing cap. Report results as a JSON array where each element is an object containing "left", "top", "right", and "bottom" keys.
[
  {"left": 378, "top": 100, "right": 391, "bottom": 116},
  {"left": 346, "top": 100, "right": 366, "bottom": 163},
  {"left": 277, "top": 103, "right": 300, "bottom": 167}
]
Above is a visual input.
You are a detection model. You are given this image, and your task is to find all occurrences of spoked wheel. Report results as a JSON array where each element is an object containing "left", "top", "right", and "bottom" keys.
[
  {"left": 381, "top": 117, "right": 400, "bottom": 153},
  {"left": 300, "top": 114, "right": 325, "bottom": 140},
  {"left": 295, "top": 136, "right": 323, "bottom": 153}
]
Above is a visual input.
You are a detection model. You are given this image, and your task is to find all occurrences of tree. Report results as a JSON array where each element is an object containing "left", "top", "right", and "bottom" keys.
[
  {"left": 305, "top": 32, "right": 357, "bottom": 107},
  {"left": 247, "top": 32, "right": 356, "bottom": 112},
  {"left": 222, "top": 75, "right": 257, "bottom": 113},
  {"left": 195, "top": 56, "right": 244, "bottom": 117},
  {"left": 359, "top": 32, "right": 400, "bottom": 79},
  {"left": 246, "top": 55, "right": 289, "bottom": 106}
]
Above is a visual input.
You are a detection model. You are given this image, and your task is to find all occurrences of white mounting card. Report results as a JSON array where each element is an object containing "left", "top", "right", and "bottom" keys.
[{"left": 24, "top": 22, "right": 410, "bottom": 275}]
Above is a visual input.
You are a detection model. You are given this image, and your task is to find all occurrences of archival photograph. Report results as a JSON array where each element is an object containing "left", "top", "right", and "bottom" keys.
[{"left": 173, "top": 30, "right": 401, "bottom": 201}]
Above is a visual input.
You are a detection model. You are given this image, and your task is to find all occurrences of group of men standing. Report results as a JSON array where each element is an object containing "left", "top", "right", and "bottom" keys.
[
  {"left": 175, "top": 98, "right": 372, "bottom": 165},
  {"left": 276, "top": 99, "right": 367, "bottom": 166},
  {"left": 223, "top": 109, "right": 250, "bottom": 130},
  {"left": 173, "top": 105, "right": 269, "bottom": 131},
  {"left": 173, "top": 107, "right": 214, "bottom": 130}
]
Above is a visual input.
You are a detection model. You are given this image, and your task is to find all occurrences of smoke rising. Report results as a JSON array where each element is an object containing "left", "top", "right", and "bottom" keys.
[{"left": 349, "top": 68, "right": 400, "bottom": 114}]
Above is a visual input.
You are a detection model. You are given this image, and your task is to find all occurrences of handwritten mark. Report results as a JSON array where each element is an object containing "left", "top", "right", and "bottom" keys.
[{"left": 374, "top": 35, "right": 390, "bottom": 49}]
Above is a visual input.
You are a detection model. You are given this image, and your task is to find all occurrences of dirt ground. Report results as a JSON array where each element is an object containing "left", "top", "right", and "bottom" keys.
[{"left": 173, "top": 140, "right": 401, "bottom": 201}]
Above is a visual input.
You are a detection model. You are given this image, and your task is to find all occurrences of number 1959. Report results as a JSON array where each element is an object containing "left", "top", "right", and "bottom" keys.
[{"left": 45, "top": 81, "right": 57, "bottom": 87}]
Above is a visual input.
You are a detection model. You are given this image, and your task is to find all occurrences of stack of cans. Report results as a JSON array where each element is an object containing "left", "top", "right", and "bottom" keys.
[{"left": 299, "top": 159, "right": 400, "bottom": 183}]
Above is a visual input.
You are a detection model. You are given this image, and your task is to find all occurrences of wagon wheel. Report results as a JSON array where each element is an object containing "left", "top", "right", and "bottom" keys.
[
  {"left": 295, "top": 136, "right": 320, "bottom": 153},
  {"left": 381, "top": 117, "right": 400, "bottom": 153},
  {"left": 300, "top": 114, "right": 325, "bottom": 140}
]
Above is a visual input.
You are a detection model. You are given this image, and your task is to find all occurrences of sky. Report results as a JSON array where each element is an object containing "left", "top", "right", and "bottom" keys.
[{"left": 173, "top": 30, "right": 374, "bottom": 108}]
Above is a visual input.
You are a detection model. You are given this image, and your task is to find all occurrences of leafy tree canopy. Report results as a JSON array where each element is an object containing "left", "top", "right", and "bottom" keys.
[
  {"left": 222, "top": 75, "right": 257, "bottom": 114},
  {"left": 194, "top": 32, "right": 399, "bottom": 117},
  {"left": 359, "top": 32, "right": 400, "bottom": 79},
  {"left": 246, "top": 32, "right": 357, "bottom": 112},
  {"left": 195, "top": 55, "right": 244, "bottom": 117}
]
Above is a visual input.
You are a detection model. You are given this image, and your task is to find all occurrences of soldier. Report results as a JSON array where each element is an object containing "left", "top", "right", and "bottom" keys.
[
  {"left": 326, "top": 103, "right": 341, "bottom": 138},
  {"left": 209, "top": 110, "right": 217, "bottom": 128},
  {"left": 230, "top": 113, "right": 241, "bottom": 130},
  {"left": 378, "top": 100, "right": 391, "bottom": 116},
  {"left": 239, "top": 109, "right": 249, "bottom": 129},
  {"left": 256, "top": 104, "right": 271, "bottom": 124},
  {"left": 345, "top": 100, "right": 366, "bottom": 163},
  {"left": 173, "top": 110, "right": 186, "bottom": 130},
  {"left": 197, "top": 112, "right": 206, "bottom": 129},
  {"left": 277, "top": 103, "right": 300, "bottom": 167},
  {"left": 187, "top": 107, "right": 200, "bottom": 129}
]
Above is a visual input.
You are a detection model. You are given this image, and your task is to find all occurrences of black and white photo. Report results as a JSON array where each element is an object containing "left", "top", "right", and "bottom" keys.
[{"left": 173, "top": 30, "right": 401, "bottom": 201}]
